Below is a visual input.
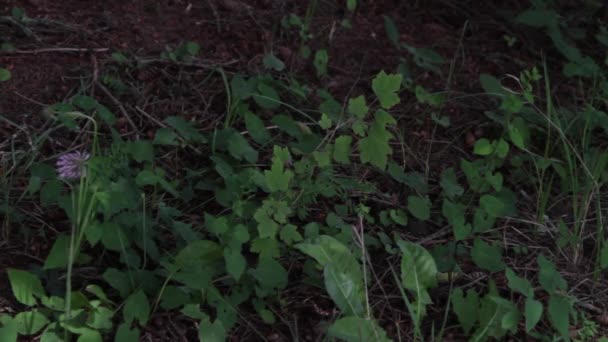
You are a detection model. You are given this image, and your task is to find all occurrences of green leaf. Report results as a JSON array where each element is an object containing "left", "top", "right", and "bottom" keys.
[
  {"left": 254, "top": 83, "right": 281, "bottom": 109},
  {"left": 280, "top": 224, "right": 303, "bottom": 246},
  {"left": 0, "top": 317, "right": 17, "bottom": 342},
  {"left": 372, "top": 70, "right": 402, "bottom": 109},
  {"left": 313, "top": 150, "right": 331, "bottom": 168},
  {"left": 346, "top": 0, "right": 357, "bottom": 11},
  {"left": 440, "top": 168, "right": 463, "bottom": 198},
  {"left": 471, "top": 238, "right": 505, "bottom": 272},
  {"left": 389, "top": 209, "right": 408, "bottom": 226},
  {"left": 505, "top": 268, "right": 534, "bottom": 297},
  {"left": 250, "top": 237, "right": 280, "bottom": 259},
  {"left": 328, "top": 317, "right": 390, "bottom": 342},
  {"left": 515, "top": 9, "right": 558, "bottom": 28},
  {"left": 359, "top": 110, "right": 396, "bottom": 169},
  {"left": 333, "top": 135, "right": 352, "bottom": 164},
  {"left": 348, "top": 95, "right": 369, "bottom": 119},
  {"left": 174, "top": 240, "right": 222, "bottom": 269},
  {"left": 115, "top": 323, "right": 140, "bottom": 342},
  {"left": 548, "top": 295, "right": 571, "bottom": 339},
  {"left": 474, "top": 138, "right": 494, "bottom": 155},
  {"left": 318, "top": 113, "right": 332, "bottom": 129},
  {"left": 13, "top": 310, "right": 49, "bottom": 335},
  {"left": 123, "top": 289, "right": 150, "bottom": 326},
  {"left": 102, "top": 269, "right": 131, "bottom": 298},
  {"left": 407, "top": 196, "right": 431, "bottom": 221},
  {"left": 524, "top": 298, "right": 543, "bottom": 332},
  {"left": 125, "top": 140, "right": 154, "bottom": 163},
  {"left": 160, "top": 286, "right": 189, "bottom": 310},
  {"left": 7, "top": 269, "right": 45, "bottom": 306},
  {"left": 244, "top": 111, "right": 271, "bottom": 144},
  {"left": 153, "top": 128, "right": 179, "bottom": 145},
  {"left": 537, "top": 254, "right": 567, "bottom": 293},
  {"left": 479, "top": 73, "right": 505, "bottom": 96},
  {"left": 324, "top": 255, "right": 366, "bottom": 316},
  {"left": 500, "top": 94, "right": 523, "bottom": 114},
  {"left": 224, "top": 247, "right": 247, "bottom": 281},
  {"left": 265, "top": 146, "right": 294, "bottom": 192},
  {"left": 313, "top": 49, "right": 328, "bottom": 77},
  {"left": 43, "top": 235, "right": 71, "bottom": 269},
  {"left": 383, "top": 15, "right": 399, "bottom": 46},
  {"left": 508, "top": 117, "right": 529, "bottom": 149},
  {"left": 250, "top": 257, "right": 288, "bottom": 290},
  {"left": 451, "top": 288, "right": 479, "bottom": 334},
  {"left": 600, "top": 242, "right": 608, "bottom": 269},
  {"left": 198, "top": 318, "right": 226, "bottom": 342},
  {"left": 227, "top": 130, "right": 258, "bottom": 163},
  {"left": 296, "top": 235, "right": 352, "bottom": 266},
  {"left": 480, "top": 194, "right": 504, "bottom": 218},
  {"left": 397, "top": 240, "right": 438, "bottom": 290},
  {"left": 0, "top": 68, "right": 11, "bottom": 82},
  {"left": 164, "top": 116, "right": 206, "bottom": 143},
  {"left": 263, "top": 53, "right": 285, "bottom": 71}
]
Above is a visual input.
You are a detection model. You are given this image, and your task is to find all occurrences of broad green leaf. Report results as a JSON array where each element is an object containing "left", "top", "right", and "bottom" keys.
[
  {"left": 174, "top": 240, "right": 222, "bottom": 269},
  {"left": 7, "top": 269, "right": 45, "bottom": 305},
  {"left": 397, "top": 240, "right": 438, "bottom": 290},
  {"left": 537, "top": 254, "right": 567, "bottom": 293},
  {"left": 13, "top": 310, "right": 49, "bottom": 335},
  {"left": 480, "top": 194, "right": 504, "bottom": 218},
  {"left": 87, "top": 306, "right": 113, "bottom": 330},
  {"left": 473, "top": 208, "right": 495, "bottom": 233},
  {"left": 313, "top": 150, "right": 331, "bottom": 168},
  {"left": 0, "top": 68, "right": 11, "bottom": 81},
  {"left": 515, "top": 9, "right": 558, "bottom": 28},
  {"left": 123, "top": 289, "right": 150, "bottom": 326},
  {"left": 198, "top": 318, "right": 226, "bottom": 342},
  {"left": 500, "top": 94, "right": 523, "bottom": 114},
  {"left": 324, "top": 255, "right": 365, "bottom": 316},
  {"left": 164, "top": 116, "right": 206, "bottom": 143},
  {"left": 125, "top": 140, "right": 154, "bottom": 163},
  {"left": 250, "top": 237, "right": 280, "bottom": 259},
  {"left": 160, "top": 286, "right": 189, "bottom": 310},
  {"left": 348, "top": 95, "right": 368, "bottom": 119},
  {"left": 328, "top": 317, "right": 390, "bottom": 342},
  {"left": 508, "top": 117, "right": 529, "bottom": 149},
  {"left": 40, "top": 323, "right": 62, "bottom": 342},
  {"left": 473, "top": 138, "right": 494, "bottom": 155},
  {"left": 389, "top": 209, "right": 408, "bottom": 226},
  {"left": 244, "top": 111, "right": 271, "bottom": 144},
  {"left": 250, "top": 257, "right": 288, "bottom": 291},
  {"left": 479, "top": 74, "right": 505, "bottom": 96},
  {"left": 224, "top": 247, "right": 247, "bottom": 281},
  {"left": 314, "top": 49, "right": 328, "bottom": 77},
  {"left": 295, "top": 235, "right": 352, "bottom": 266},
  {"left": 505, "top": 268, "right": 533, "bottom": 297},
  {"left": 451, "top": 288, "right": 479, "bottom": 334},
  {"left": 440, "top": 167, "right": 464, "bottom": 198},
  {"left": 548, "top": 294, "right": 571, "bottom": 339},
  {"left": 43, "top": 235, "right": 71, "bottom": 269},
  {"left": 372, "top": 70, "right": 402, "bottom": 109},
  {"left": 524, "top": 298, "right": 543, "bottom": 332},
  {"left": 254, "top": 83, "right": 281, "bottom": 109},
  {"left": 333, "top": 135, "right": 352, "bottom": 164},
  {"left": 407, "top": 196, "right": 431, "bottom": 221},
  {"left": 280, "top": 224, "right": 303, "bottom": 246},
  {"left": 263, "top": 53, "right": 285, "bottom": 71},
  {"left": 471, "top": 238, "right": 505, "bottom": 272},
  {"left": 72, "top": 95, "right": 97, "bottom": 110},
  {"left": 115, "top": 323, "right": 140, "bottom": 342},
  {"left": 102, "top": 268, "right": 131, "bottom": 298},
  {"left": 359, "top": 110, "right": 396, "bottom": 169},
  {"left": 227, "top": 131, "right": 258, "bottom": 163}
]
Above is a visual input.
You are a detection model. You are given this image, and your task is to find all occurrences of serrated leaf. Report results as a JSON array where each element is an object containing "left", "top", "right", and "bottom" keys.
[
  {"left": 280, "top": 224, "right": 303, "bottom": 246},
  {"left": 505, "top": 268, "right": 534, "bottom": 297},
  {"left": 359, "top": 110, "right": 396, "bottom": 169},
  {"left": 227, "top": 130, "right": 258, "bottom": 163},
  {"left": 389, "top": 209, "right": 408, "bottom": 226},
  {"left": 471, "top": 238, "right": 505, "bottom": 272},
  {"left": 7, "top": 269, "right": 45, "bottom": 306},
  {"left": 164, "top": 116, "right": 206, "bottom": 143},
  {"left": 440, "top": 168, "right": 463, "bottom": 198},
  {"left": 125, "top": 140, "right": 154, "bottom": 163},
  {"left": 524, "top": 298, "right": 543, "bottom": 332},
  {"left": 372, "top": 70, "right": 402, "bottom": 109},
  {"left": 451, "top": 288, "right": 479, "bottom": 334},
  {"left": 407, "top": 196, "right": 431, "bottom": 221},
  {"left": 123, "top": 289, "right": 150, "bottom": 326},
  {"left": 333, "top": 135, "right": 352, "bottom": 164},
  {"left": 548, "top": 295, "right": 571, "bottom": 339},
  {"left": 348, "top": 95, "right": 368, "bottom": 119},
  {"left": 328, "top": 317, "right": 390, "bottom": 342},
  {"left": 537, "top": 254, "right": 567, "bottom": 293},
  {"left": 318, "top": 113, "right": 332, "bottom": 129},
  {"left": 153, "top": 128, "right": 179, "bottom": 145},
  {"left": 480, "top": 194, "right": 504, "bottom": 218}
]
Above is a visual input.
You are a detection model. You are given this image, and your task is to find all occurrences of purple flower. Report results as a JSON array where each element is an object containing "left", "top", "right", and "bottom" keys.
[{"left": 56, "top": 151, "right": 90, "bottom": 179}]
